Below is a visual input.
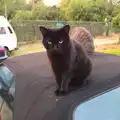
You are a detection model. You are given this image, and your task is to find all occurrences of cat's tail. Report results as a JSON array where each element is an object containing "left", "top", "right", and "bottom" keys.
[{"left": 70, "top": 27, "right": 95, "bottom": 55}]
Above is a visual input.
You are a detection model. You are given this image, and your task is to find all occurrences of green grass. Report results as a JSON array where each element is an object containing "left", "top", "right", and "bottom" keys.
[
  {"left": 98, "top": 48, "right": 120, "bottom": 56},
  {"left": 10, "top": 42, "right": 45, "bottom": 57},
  {"left": 10, "top": 42, "right": 120, "bottom": 58}
]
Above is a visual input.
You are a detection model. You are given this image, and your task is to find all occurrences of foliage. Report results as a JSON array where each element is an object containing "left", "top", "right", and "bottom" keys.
[
  {"left": 12, "top": 10, "right": 32, "bottom": 20},
  {"left": 105, "top": 0, "right": 114, "bottom": 15},
  {"left": 31, "top": 3, "right": 48, "bottom": 20},
  {"left": 60, "top": 0, "right": 108, "bottom": 21},
  {"left": 19, "top": 4, "right": 33, "bottom": 11},
  {"left": 0, "top": 0, "right": 120, "bottom": 28},
  {"left": 31, "top": 3, "right": 61, "bottom": 20},
  {"left": 86, "top": 0, "right": 107, "bottom": 21},
  {"left": 45, "top": 6, "right": 60, "bottom": 20},
  {"left": 112, "top": 13, "right": 120, "bottom": 28},
  {"left": 0, "top": 0, "right": 26, "bottom": 19},
  {"left": 112, "top": 5, "right": 120, "bottom": 16}
]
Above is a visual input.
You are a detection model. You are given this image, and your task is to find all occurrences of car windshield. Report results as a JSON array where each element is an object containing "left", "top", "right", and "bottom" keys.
[{"left": 73, "top": 86, "right": 120, "bottom": 120}]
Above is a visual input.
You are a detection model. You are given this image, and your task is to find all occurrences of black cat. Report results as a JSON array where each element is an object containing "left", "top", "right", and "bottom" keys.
[{"left": 39, "top": 25, "right": 92, "bottom": 96}]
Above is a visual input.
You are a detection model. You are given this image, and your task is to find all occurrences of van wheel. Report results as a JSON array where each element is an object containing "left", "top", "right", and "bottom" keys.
[{"left": 4, "top": 47, "right": 10, "bottom": 56}]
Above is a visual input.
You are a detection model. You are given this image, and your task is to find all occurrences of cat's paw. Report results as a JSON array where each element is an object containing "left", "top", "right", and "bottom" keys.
[
  {"left": 83, "top": 79, "right": 89, "bottom": 86},
  {"left": 55, "top": 89, "right": 68, "bottom": 96},
  {"left": 59, "top": 90, "right": 68, "bottom": 96}
]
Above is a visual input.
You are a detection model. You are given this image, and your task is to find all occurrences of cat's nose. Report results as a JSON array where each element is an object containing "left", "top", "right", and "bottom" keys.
[{"left": 53, "top": 45, "right": 58, "bottom": 50}]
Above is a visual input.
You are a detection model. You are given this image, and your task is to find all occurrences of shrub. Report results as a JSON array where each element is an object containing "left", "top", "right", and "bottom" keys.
[
  {"left": 13, "top": 10, "right": 32, "bottom": 20},
  {"left": 112, "top": 13, "right": 120, "bottom": 28}
]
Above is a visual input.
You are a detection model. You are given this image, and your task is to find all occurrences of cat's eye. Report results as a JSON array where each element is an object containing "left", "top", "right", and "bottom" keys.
[
  {"left": 59, "top": 40, "right": 63, "bottom": 44},
  {"left": 48, "top": 41, "right": 52, "bottom": 45}
]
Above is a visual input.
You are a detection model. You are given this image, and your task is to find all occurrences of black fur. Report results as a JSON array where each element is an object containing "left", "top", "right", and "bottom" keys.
[{"left": 39, "top": 25, "right": 92, "bottom": 96}]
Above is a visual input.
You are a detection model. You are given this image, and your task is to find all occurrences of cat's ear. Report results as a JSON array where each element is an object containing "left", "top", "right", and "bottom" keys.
[
  {"left": 63, "top": 25, "right": 70, "bottom": 34},
  {"left": 39, "top": 26, "right": 47, "bottom": 36}
]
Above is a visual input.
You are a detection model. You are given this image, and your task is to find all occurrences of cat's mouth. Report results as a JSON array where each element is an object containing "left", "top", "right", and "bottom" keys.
[{"left": 48, "top": 49, "right": 62, "bottom": 55}]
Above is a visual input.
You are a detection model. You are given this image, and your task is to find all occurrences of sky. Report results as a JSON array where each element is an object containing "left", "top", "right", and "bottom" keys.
[{"left": 43, "top": 0, "right": 61, "bottom": 6}]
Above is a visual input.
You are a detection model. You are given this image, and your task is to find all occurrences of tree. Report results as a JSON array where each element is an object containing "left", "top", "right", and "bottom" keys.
[
  {"left": 88, "top": 0, "right": 107, "bottom": 21},
  {"left": 0, "top": 0, "right": 26, "bottom": 19},
  {"left": 112, "top": 13, "right": 120, "bottom": 28},
  {"left": 105, "top": 0, "right": 114, "bottom": 15},
  {"left": 60, "top": 0, "right": 71, "bottom": 7},
  {"left": 13, "top": 10, "right": 32, "bottom": 20},
  {"left": 113, "top": 5, "right": 120, "bottom": 16},
  {"left": 31, "top": 3, "right": 48, "bottom": 20},
  {"left": 45, "top": 6, "right": 60, "bottom": 20},
  {"left": 60, "top": 0, "right": 107, "bottom": 21}
]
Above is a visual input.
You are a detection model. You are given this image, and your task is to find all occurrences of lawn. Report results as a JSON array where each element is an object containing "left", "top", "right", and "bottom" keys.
[
  {"left": 98, "top": 48, "right": 120, "bottom": 56},
  {"left": 95, "top": 43, "right": 120, "bottom": 56},
  {"left": 10, "top": 42, "right": 45, "bottom": 57},
  {"left": 10, "top": 41, "right": 120, "bottom": 58}
]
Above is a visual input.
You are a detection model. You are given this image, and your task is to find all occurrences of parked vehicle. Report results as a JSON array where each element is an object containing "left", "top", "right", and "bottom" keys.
[
  {"left": 0, "top": 16, "right": 18, "bottom": 56},
  {"left": 0, "top": 45, "right": 15, "bottom": 120}
]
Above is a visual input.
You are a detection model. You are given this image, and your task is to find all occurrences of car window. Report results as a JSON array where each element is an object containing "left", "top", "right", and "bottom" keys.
[
  {"left": 7, "top": 27, "right": 13, "bottom": 34},
  {"left": 73, "top": 86, "right": 120, "bottom": 120},
  {"left": 0, "top": 27, "right": 6, "bottom": 34}
]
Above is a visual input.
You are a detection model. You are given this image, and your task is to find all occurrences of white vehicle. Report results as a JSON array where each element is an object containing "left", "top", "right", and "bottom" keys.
[{"left": 0, "top": 16, "right": 17, "bottom": 55}]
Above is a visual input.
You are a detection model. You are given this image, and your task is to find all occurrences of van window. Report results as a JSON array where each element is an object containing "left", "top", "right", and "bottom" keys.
[
  {"left": 0, "top": 27, "right": 6, "bottom": 34},
  {"left": 8, "top": 27, "right": 13, "bottom": 34}
]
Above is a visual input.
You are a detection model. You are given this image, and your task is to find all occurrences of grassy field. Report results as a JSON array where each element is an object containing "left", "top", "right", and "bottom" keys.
[
  {"left": 99, "top": 48, "right": 120, "bottom": 56},
  {"left": 95, "top": 43, "right": 120, "bottom": 56},
  {"left": 10, "top": 42, "right": 45, "bottom": 57},
  {"left": 10, "top": 41, "right": 120, "bottom": 58}
]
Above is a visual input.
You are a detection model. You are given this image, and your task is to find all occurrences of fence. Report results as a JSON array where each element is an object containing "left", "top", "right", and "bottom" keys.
[{"left": 10, "top": 20, "right": 120, "bottom": 43}]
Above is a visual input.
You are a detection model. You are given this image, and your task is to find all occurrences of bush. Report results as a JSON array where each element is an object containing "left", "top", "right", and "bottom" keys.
[
  {"left": 112, "top": 13, "right": 120, "bottom": 28},
  {"left": 45, "top": 6, "right": 60, "bottom": 20},
  {"left": 31, "top": 3, "right": 47, "bottom": 20},
  {"left": 13, "top": 10, "right": 32, "bottom": 20}
]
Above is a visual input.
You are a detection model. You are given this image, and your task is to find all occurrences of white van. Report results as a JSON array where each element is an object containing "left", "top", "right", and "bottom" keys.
[{"left": 0, "top": 16, "right": 17, "bottom": 55}]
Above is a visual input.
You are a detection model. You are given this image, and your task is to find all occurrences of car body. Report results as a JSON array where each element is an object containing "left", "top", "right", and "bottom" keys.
[
  {"left": 0, "top": 16, "right": 17, "bottom": 54},
  {"left": 0, "top": 65, "right": 15, "bottom": 120},
  {"left": 73, "top": 85, "right": 120, "bottom": 120},
  {"left": 41, "top": 74, "right": 120, "bottom": 120}
]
